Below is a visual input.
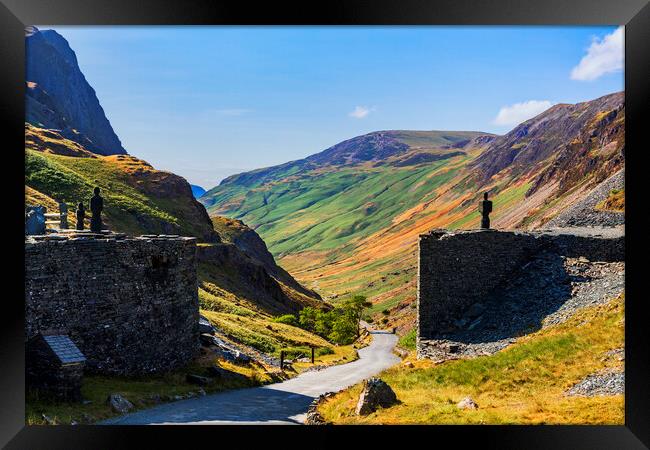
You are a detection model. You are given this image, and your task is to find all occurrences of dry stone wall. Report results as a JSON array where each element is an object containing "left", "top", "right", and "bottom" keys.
[
  {"left": 25, "top": 235, "right": 200, "bottom": 375},
  {"left": 417, "top": 229, "right": 624, "bottom": 343}
]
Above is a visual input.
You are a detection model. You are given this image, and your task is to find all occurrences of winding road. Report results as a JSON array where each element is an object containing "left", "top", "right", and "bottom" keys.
[{"left": 101, "top": 330, "right": 399, "bottom": 425}]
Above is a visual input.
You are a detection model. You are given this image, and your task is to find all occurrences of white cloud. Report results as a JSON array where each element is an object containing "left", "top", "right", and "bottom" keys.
[
  {"left": 570, "top": 27, "right": 624, "bottom": 81},
  {"left": 493, "top": 100, "right": 555, "bottom": 126},
  {"left": 348, "top": 105, "right": 374, "bottom": 119}
]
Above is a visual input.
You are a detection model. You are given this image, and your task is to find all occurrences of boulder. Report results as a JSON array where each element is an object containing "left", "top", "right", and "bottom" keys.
[
  {"left": 218, "top": 347, "right": 252, "bottom": 364},
  {"left": 107, "top": 393, "right": 134, "bottom": 414},
  {"left": 26, "top": 206, "right": 46, "bottom": 235},
  {"left": 456, "top": 396, "right": 479, "bottom": 410},
  {"left": 355, "top": 378, "right": 398, "bottom": 415}
]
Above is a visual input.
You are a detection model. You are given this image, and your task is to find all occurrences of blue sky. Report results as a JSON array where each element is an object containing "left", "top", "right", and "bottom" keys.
[{"left": 39, "top": 26, "right": 624, "bottom": 188}]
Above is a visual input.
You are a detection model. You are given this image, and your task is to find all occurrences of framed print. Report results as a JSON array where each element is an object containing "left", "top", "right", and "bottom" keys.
[{"left": 1, "top": 0, "right": 648, "bottom": 448}]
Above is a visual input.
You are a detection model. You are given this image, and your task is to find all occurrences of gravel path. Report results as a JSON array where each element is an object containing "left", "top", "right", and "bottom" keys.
[
  {"left": 546, "top": 170, "right": 624, "bottom": 228},
  {"left": 100, "top": 330, "right": 399, "bottom": 425}
]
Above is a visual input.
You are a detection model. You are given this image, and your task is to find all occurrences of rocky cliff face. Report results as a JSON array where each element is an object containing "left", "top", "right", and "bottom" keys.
[
  {"left": 473, "top": 92, "right": 624, "bottom": 186},
  {"left": 211, "top": 216, "right": 322, "bottom": 301},
  {"left": 25, "top": 26, "right": 127, "bottom": 156},
  {"left": 197, "top": 242, "right": 322, "bottom": 316}
]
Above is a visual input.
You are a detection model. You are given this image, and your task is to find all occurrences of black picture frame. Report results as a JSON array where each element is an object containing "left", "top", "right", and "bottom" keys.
[{"left": 1, "top": 0, "right": 648, "bottom": 448}]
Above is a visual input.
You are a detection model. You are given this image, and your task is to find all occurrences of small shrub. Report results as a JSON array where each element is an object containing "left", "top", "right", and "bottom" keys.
[
  {"left": 398, "top": 329, "right": 417, "bottom": 350},
  {"left": 272, "top": 314, "right": 298, "bottom": 326},
  {"left": 315, "top": 347, "right": 334, "bottom": 357}
]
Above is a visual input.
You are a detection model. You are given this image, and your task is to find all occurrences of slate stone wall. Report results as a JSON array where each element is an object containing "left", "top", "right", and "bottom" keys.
[
  {"left": 25, "top": 236, "right": 200, "bottom": 375},
  {"left": 417, "top": 229, "right": 624, "bottom": 341}
]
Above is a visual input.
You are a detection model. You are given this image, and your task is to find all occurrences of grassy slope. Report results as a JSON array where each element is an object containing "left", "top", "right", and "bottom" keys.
[
  {"left": 318, "top": 294, "right": 624, "bottom": 425},
  {"left": 25, "top": 149, "right": 213, "bottom": 239}
]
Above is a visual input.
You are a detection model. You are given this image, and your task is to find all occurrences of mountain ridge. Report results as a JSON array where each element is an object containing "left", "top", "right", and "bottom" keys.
[
  {"left": 25, "top": 26, "right": 127, "bottom": 156},
  {"left": 202, "top": 92, "right": 625, "bottom": 332}
]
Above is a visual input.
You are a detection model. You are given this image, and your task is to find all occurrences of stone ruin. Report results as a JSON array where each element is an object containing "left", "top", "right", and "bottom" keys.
[
  {"left": 25, "top": 233, "right": 200, "bottom": 377},
  {"left": 416, "top": 228, "right": 624, "bottom": 361}
]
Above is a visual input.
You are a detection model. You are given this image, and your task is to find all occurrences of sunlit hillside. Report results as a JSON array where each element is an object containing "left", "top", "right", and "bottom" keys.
[{"left": 202, "top": 93, "right": 625, "bottom": 332}]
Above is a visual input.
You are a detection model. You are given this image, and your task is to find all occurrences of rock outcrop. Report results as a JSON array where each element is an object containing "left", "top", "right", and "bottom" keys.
[
  {"left": 25, "top": 26, "right": 127, "bottom": 156},
  {"left": 456, "top": 396, "right": 479, "bottom": 410},
  {"left": 211, "top": 217, "right": 322, "bottom": 301},
  {"left": 197, "top": 242, "right": 322, "bottom": 316},
  {"left": 473, "top": 92, "right": 624, "bottom": 187},
  {"left": 355, "top": 378, "right": 398, "bottom": 415},
  {"left": 107, "top": 394, "right": 134, "bottom": 414}
]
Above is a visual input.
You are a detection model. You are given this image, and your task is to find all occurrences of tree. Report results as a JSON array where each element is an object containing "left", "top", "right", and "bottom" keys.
[
  {"left": 314, "top": 310, "right": 334, "bottom": 337},
  {"left": 329, "top": 308, "right": 358, "bottom": 344},
  {"left": 341, "top": 295, "right": 372, "bottom": 337},
  {"left": 298, "top": 307, "right": 319, "bottom": 332},
  {"left": 296, "top": 294, "right": 372, "bottom": 344}
]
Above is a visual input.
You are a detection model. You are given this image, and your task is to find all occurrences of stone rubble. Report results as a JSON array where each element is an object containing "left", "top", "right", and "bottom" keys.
[
  {"left": 456, "top": 396, "right": 479, "bottom": 410},
  {"left": 304, "top": 392, "right": 336, "bottom": 425},
  {"left": 419, "top": 255, "right": 624, "bottom": 361},
  {"left": 546, "top": 170, "right": 624, "bottom": 228},
  {"left": 566, "top": 369, "right": 624, "bottom": 397}
]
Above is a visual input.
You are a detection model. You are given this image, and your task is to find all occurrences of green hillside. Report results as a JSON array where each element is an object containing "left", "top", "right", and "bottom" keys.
[
  {"left": 203, "top": 130, "right": 486, "bottom": 257},
  {"left": 201, "top": 94, "right": 625, "bottom": 334},
  {"left": 25, "top": 132, "right": 218, "bottom": 242}
]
